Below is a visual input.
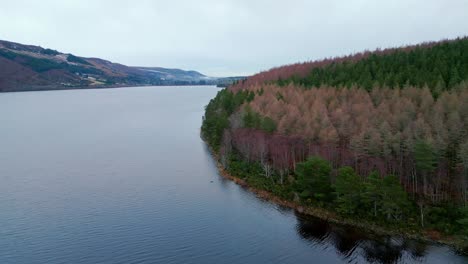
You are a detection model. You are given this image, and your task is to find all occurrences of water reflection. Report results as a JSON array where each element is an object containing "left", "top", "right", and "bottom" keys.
[{"left": 295, "top": 213, "right": 428, "bottom": 263}]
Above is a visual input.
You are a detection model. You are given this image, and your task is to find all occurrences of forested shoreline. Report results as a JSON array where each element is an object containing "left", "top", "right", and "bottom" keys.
[{"left": 202, "top": 37, "right": 468, "bottom": 250}]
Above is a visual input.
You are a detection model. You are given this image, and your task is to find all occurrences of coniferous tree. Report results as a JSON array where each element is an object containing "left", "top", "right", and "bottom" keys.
[
  {"left": 334, "top": 167, "right": 363, "bottom": 215},
  {"left": 295, "top": 157, "right": 333, "bottom": 203}
]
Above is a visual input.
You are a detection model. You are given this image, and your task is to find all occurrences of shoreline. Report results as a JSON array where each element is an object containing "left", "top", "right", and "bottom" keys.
[
  {"left": 0, "top": 84, "right": 218, "bottom": 94},
  {"left": 203, "top": 140, "right": 467, "bottom": 254}
]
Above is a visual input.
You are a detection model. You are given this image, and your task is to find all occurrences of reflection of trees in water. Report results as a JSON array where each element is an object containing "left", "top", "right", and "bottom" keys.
[
  {"left": 295, "top": 213, "right": 428, "bottom": 263},
  {"left": 361, "top": 238, "right": 428, "bottom": 263}
]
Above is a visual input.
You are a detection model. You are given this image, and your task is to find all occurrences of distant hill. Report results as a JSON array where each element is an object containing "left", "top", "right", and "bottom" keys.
[
  {"left": 138, "top": 67, "right": 206, "bottom": 80},
  {"left": 0, "top": 39, "right": 244, "bottom": 92}
]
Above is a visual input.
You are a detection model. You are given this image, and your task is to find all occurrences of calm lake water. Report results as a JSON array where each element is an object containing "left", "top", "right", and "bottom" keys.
[{"left": 0, "top": 86, "right": 466, "bottom": 264}]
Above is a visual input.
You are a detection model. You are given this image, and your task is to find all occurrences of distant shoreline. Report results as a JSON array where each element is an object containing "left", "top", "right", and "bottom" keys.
[{"left": 0, "top": 84, "right": 220, "bottom": 93}]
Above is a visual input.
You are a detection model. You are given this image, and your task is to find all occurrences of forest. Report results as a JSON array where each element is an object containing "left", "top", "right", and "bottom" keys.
[{"left": 202, "top": 37, "right": 468, "bottom": 246}]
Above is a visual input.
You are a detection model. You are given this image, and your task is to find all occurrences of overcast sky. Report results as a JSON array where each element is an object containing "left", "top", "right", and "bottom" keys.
[{"left": 0, "top": 0, "right": 467, "bottom": 76}]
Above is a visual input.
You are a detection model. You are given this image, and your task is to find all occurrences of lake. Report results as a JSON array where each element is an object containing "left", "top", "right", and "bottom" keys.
[{"left": 0, "top": 86, "right": 466, "bottom": 264}]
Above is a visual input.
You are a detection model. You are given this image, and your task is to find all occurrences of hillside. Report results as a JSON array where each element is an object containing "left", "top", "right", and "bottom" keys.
[
  {"left": 0, "top": 40, "right": 238, "bottom": 92},
  {"left": 232, "top": 37, "right": 467, "bottom": 94},
  {"left": 202, "top": 37, "right": 468, "bottom": 244}
]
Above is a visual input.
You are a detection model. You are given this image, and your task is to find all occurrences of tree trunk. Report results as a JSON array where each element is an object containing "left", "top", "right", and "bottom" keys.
[
  {"left": 419, "top": 202, "right": 425, "bottom": 228},
  {"left": 373, "top": 200, "right": 377, "bottom": 217}
]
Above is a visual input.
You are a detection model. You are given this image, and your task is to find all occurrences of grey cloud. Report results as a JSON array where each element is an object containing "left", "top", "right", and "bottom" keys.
[{"left": 0, "top": 0, "right": 467, "bottom": 76}]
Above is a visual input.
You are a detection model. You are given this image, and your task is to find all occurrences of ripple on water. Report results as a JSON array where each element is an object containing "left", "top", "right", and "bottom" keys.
[{"left": 0, "top": 86, "right": 466, "bottom": 264}]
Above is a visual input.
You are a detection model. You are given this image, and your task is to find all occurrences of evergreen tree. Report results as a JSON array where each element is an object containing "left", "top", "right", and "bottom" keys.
[
  {"left": 334, "top": 167, "right": 363, "bottom": 215},
  {"left": 295, "top": 157, "right": 334, "bottom": 203},
  {"left": 456, "top": 207, "right": 468, "bottom": 237},
  {"left": 381, "top": 175, "right": 410, "bottom": 221},
  {"left": 414, "top": 139, "right": 436, "bottom": 194},
  {"left": 362, "top": 171, "right": 383, "bottom": 218}
]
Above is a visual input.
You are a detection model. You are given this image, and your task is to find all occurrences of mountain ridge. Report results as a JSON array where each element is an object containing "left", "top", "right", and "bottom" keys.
[{"left": 0, "top": 39, "right": 245, "bottom": 92}]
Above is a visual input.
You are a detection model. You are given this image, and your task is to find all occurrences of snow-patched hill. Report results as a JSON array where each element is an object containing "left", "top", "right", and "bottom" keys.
[{"left": 0, "top": 39, "right": 243, "bottom": 92}]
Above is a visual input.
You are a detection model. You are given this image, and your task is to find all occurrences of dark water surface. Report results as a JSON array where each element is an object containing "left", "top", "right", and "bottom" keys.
[{"left": 0, "top": 86, "right": 466, "bottom": 264}]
